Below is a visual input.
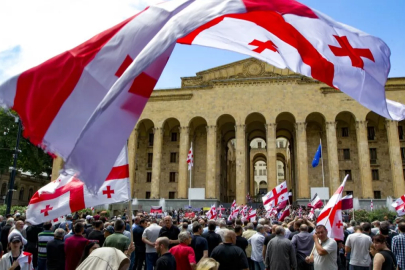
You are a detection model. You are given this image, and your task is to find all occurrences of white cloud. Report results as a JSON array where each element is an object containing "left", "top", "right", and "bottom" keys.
[{"left": 0, "top": 0, "right": 160, "bottom": 83}]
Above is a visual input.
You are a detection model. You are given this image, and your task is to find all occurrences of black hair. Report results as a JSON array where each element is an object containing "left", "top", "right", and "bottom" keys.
[
  {"left": 114, "top": 219, "right": 125, "bottom": 231},
  {"left": 43, "top": 221, "right": 52, "bottom": 231},
  {"left": 79, "top": 241, "right": 99, "bottom": 264},
  {"left": 74, "top": 222, "right": 84, "bottom": 234}
]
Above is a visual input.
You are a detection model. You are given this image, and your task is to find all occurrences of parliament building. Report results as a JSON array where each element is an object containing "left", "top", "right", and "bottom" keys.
[{"left": 52, "top": 58, "right": 405, "bottom": 205}]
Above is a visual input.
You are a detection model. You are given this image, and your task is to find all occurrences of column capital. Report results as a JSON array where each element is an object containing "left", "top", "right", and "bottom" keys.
[
  {"left": 385, "top": 119, "right": 398, "bottom": 127},
  {"left": 235, "top": 124, "right": 246, "bottom": 132},
  {"left": 152, "top": 127, "right": 164, "bottom": 135},
  {"left": 264, "top": 123, "right": 277, "bottom": 131},
  {"left": 295, "top": 122, "right": 307, "bottom": 130},
  {"left": 178, "top": 126, "right": 190, "bottom": 134},
  {"left": 325, "top": 121, "right": 337, "bottom": 128},
  {"left": 355, "top": 120, "right": 368, "bottom": 129}
]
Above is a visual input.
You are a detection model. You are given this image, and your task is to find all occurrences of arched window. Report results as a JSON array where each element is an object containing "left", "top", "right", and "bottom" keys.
[
  {"left": 28, "top": 188, "right": 34, "bottom": 201},
  {"left": 19, "top": 187, "right": 24, "bottom": 201},
  {"left": 1, "top": 183, "right": 6, "bottom": 197}
]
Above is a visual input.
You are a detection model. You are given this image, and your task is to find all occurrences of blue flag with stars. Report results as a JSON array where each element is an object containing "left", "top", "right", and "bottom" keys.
[{"left": 312, "top": 143, "right": 322, "bottom": 167}]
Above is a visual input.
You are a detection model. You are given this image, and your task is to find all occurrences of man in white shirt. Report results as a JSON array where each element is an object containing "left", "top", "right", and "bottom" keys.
[
  {"left": 142, "top": 218, "right": 162, "bottom": 270},
  {"left": 305, "top": 225, "right": 338, "bottom": 270},
  {"left": 345, "top": 226, "right": 372, "bottom": 270},
  {"left": 248, "top": 224, "right": 266, "bottom": 270}
]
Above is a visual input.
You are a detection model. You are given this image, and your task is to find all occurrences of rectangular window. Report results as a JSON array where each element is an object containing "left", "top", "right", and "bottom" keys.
[
  {"left": 369, "top": 148, "right": 377, "bottom": 164},
  {"left": 147, "top": 153, "right": 153, "bottom": 168},
  {"left": 401, "top": 148, "right": 405, "bottom": 162},
  {"left": 258, "top": 142, "right": 262, "bottom": 148},
  {"left": 343, "top": 149, "right": 350, "bottom": 160},
  {"left": 399, "top": 126, "right": 404, "bottom": 140},
  {"left": 341, "top": 127, "right": 349, "bottom": 137},
  {"left": 279, "top": 141, "right": 284, "bottom": 148},
  {"left": 146, "top": 172, "right": 152, "bottom": 183},
  {"left": 145, "top": 192, "right": 151, "bottom": 199},
  {"left": 259, "top": 170, "right": 263, "bottom": 176},
  {"left": 148, "top": 133, "right": 154, "bottom": 146},
  {"left": 344, "top": 170, "right": 352, "bottom": 181},
  {"left": 169, "top": 192, "right": 175, "bottom": 199},
  {"left": 171, "top": 132, "right": 177, "bottom": 142},
  {"left": 264, "top": 169, "right": 267, "bottom": 176},
  {"left": 170, "top": 152, "right": 177, "bottom": 163},
  {"left": 374, "top": 191, "right": 381, "bottom": 199},
  {"left": 346, "top": 191, "right": 353, "bottom": 195},
  {"left": 367, "top": 127, "right": 375, "bottom": 140},
  {"left": 278, "top": 165, "right": 282, "bottom": 169},
  {"left": 372, "top": 169, "right": 379, "bottom": 180},
  {"left": 170, "top": 172, "right": 176, "bottom": 182}
]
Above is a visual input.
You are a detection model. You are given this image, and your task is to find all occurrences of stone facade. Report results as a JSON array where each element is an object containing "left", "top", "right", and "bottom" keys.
[{"left": 52, "top": 58, "right": 405, "bottom": 205}]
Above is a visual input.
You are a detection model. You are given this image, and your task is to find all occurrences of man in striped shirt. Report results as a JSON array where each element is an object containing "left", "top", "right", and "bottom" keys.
[{"left": 37, "top": 222, "right": 54, "bottom": 270}]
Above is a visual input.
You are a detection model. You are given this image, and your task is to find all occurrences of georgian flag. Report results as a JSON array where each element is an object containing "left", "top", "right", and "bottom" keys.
[
  {"left": 392, "top": 195, "right": 405, "bottom": 216},
  {"left": 316, "top": 175, "right": 349, "bottom": 241},
  {"left": 308, "top": 193, "right": 323, "bottom": 209},
  {"left": 247, "top": 209, "right": 257, "bottom": 222},
  {"left": 1, "top": 0, "right": 402, "bottom": 194},
  {"left": 308, "top": 208, "right": 315, "bottom": 220},
  {"left": 231, "top": 200, "right": 237, "bottom": 211},
  {"left": 187, "top": 145, "right": 194, "bottom": 170},
  {"left": 26, "top": 147, "right": 130, "bottom": 225},
  {"left": 262, "top": 181, "right": 288, "bottom": 210},
  {"left": 206, "top": 205, "right": 217, "bottom": 220}
]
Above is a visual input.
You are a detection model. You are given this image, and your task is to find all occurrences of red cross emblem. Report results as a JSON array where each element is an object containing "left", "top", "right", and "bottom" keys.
[
  {"left": 40, "top": 205, "right": 53, "bottom": 217},
  {"left": 102, "top": 186, "right": 115, "bottom": 198},
  {"left": 249, "top": 39, "right": 278, "bottom": 53},
  {"left": 336, "top": 220, "right": 343, "bottom": 229},
  {"left": 329, "top": 35, "right": 374, "bottom": 69}
]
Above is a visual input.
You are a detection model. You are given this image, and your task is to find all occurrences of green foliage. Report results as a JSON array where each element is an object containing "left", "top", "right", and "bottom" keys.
[
  {"left": 76, "top": 208, "right": 110, "bottom": 217},
  {"left": 0, "top": 110, "right": 52, "bottom": 177},
  {"left": 0, "top": 205, "right": 27, "bottom": 216},
  {"left": 353, "top": 207, "right": 397, "bottom": 222}
]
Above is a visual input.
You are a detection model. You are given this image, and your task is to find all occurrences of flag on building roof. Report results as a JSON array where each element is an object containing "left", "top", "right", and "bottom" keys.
[
  {"left": 1, "top": 0, "right": 402, "bottom": 194},
  {"left": 308, "top": 193, "right": 324, "bottom": 209},
  {"left": 26, "top": 147, "right": 129, "bottom": 225},
  {"left": 187, "top": 145, "right": 194, "bottom": 171},
  {"left": 340, "top": 194, "right": 354, "bottom": 211},
  {"left": 262, "top": 181, "right": 288, "bottom": 210},
  {"left": 311, "top": 143, "right": 322, "bottom": 167},
  {"left": 392, "top": 195, "right": 405, "bottom": 216},
  {"left": 316, "top": 175, "right": 349, "bottom": 241}
]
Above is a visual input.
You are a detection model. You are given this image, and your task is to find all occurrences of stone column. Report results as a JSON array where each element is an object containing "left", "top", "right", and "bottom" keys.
[
  {"left": 295, "top": 122, "right": 309, "bottom": 198},
  {"left": 355, "top": 121, "right": 373, "bottom": 198},
  {"left": 265, "top": 123, "right": 277, "bottom": 191},
  {"left": 206, "top": 125, "right": 217, "bottom": 199},
  {"left": 127, "top": 128, "right": 138, "bottom": 198},
  {"left": 177, "top": 126, "right": 190, "bottom": 199},
  {"left": 235, "top": 124, "right": 246, "bottom": 204},
  {"left": 385, "top": 120, "right": 405, "bottom": 197},
  {"left": 151, "top": 127, "right": 164, "bottom": 199},
  {"left": 325, "top": 122, "right": 340, "bottom": 195},
  {"left": 51, "top": 157, "right": 64, "bottom": 181}
]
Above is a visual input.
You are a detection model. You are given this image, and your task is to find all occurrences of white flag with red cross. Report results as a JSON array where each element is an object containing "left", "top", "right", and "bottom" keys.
[
  {"left": 262, "top": 181, "right": 288, "bottom": 210},
  {"left": 316, "top": 175, "right": 349, "bottom": 241},
  {"left": 26, "top": 147, "right": 129, "bottom": 225},
  {"left": 187, "top": 145, "right": 194, "bottom": 171},
  {"left": 392, "top": 195, "right": 405, "bottom": 216}
]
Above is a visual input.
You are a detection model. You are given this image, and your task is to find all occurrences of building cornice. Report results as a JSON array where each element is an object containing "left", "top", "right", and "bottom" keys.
[{"left": 149, "top": 93, "right": 193, "bottom": 102}]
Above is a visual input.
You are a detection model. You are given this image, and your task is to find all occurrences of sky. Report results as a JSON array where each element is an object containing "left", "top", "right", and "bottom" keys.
[{"left": 0, "top": 0, "right": 404, "bottom": 89}]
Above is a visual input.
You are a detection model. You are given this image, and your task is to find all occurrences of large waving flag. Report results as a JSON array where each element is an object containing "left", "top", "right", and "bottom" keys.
[
  {"left": 262, "top": 181, "right": 288, "bottom": 210},
  {"left": 26, "top": 147, "right": 129, "bottom": 225},
  {"left": 311, "top": 143, "right": 322, "bottom": 167},
  {"left": 392, "top": 195, "right": 405, "bottom": 216},
  {"left": 340, "top": 194, "right": 353, "bottom": 211},
  {"left": 1, "top": 0, "right": 403, "bottom": 193},
  {"left": 316, "top": 175, "right": 349, "bottom": 241}
]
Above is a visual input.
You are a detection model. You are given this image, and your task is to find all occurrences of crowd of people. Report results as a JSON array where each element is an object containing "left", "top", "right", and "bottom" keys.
[{"left": 0, "top": 209, "right": 404, "bottom": 270}]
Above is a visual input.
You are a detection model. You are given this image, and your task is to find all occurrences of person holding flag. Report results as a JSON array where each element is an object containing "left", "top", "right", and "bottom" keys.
[{"left": 305, "top": 225, "right": 338, "bottom": 270}]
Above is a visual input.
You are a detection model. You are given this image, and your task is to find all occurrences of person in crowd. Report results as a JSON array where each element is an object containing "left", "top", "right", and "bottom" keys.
[
  {"left": 191, "top": 223, "right": 209, "bottom": 263},
  {"left": 0, "top": 218, "right": 14, "bottom": 249},
  {"left": 79, "top": 241, "right": 100, "bottom": 264},
  {"left": 248, "top": 224, "right": 266, "bottom": 270},
  {"left": 104, "top": 225, "right": 114, "bottom": 239},
  {"left": 0, "top": 230, "right": 33, "bottom": 270},
  {"left": 305, "top": 225, "right": 337, "bottom": 270},
  {"left": 142, "top": 218, "right": 162, "bottom": 270},
  {"left": 155, "top": 237, "right": 177, "bottom": 270},
  {"left": 25, "top": 223, "right": 43, "bottom": 268},
  {"left": 347, "top": 220, "right": 357, "bottom": 233},
  {"left": 88, "top": 220, "right": 105, "bottom": 246},
  {"left": 265, "top": 226, "right": 296, "bottom": 270},
  {"left": 76, "top": 247, "right": 130, "bottom": 270},
  {"left": 59, "top": 214, "right": 73, "bottom": 231},
  {"left": 133, "top": 218, "right": 147, "bottom": 270},
  {"left": 392, "top": 221, "right": 405, "bottom": 270},
  {"left": 47, "top": 228, "right": 66, "bottom": 270},
  {"left": 380, "top": 221, "right": 398, "bottom": 251},
  {"left": 235, "top": 225, "right": 248, "bottom": 254},
  {"left": 159, "top": 216, "right": 181, "bottom": 249},
  {"left": 372, "top": 234, "right": 397, "bottom": 270},
  {"left": 262, "top": 225, "right": 277, "bottom": 260},
  {"left": 371, "top": 221, "right": 381, "bottom": 235},
  {"left": 345, "top": 225, "right": 372, "bottom": 270},
  {"left": 362, "top": 222, "right": 375, "bottom": 238},
  {"left": 288, "top": 218, "right": 303, "bottom": 240},
  {"left": 37, "top": 221, "right": 55, "bottom": 270},
  {"left": 202, "top": 220, "right": 222, "bottom": 257},
  {"left": 64, "top": 222, "right": 89, "bottom": 270},
  {"left": 104, "top": 219, "right": 131, "bottom": 252},
  {"left": 196, "top": 258, "right": 220, "bottom": 270},
  {"left": 84, "top": 215, "right": 94, "bottom": 237},
  {"left": 217, "top": 219, "right": 229, "bottom": 242},
  {"left": 291, "top": 224, "right": 314, "bottom": 270},
  {"left": 242, "top": 222, "right": 256, "bottom": 269},
  {"left": 170, "top": 231, "right": 196, "bottom": 270},
  {"left": 210, "top": 230, "right": 249, "bottom": 270}
]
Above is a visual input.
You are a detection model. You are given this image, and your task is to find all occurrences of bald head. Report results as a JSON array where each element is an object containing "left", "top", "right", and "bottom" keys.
[
  {"left": 299, "top": 224, "right": 308, "bottom": 232},
  {"left": 224, "top": 230, "right": 236, "bottom": 244}
]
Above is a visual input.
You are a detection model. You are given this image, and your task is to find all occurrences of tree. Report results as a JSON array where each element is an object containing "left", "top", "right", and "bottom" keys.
[{"left": 0, "top": 110, "right": 52, "bottom": 178}]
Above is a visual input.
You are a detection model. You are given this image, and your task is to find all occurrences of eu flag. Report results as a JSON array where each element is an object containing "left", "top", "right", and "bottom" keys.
[{"left": 312, "top": 144, "right": 322, "bottom": 167}]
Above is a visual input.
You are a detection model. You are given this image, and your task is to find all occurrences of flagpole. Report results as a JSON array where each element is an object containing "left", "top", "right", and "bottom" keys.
[
  {"left": 320, "top": 138, "right": 325, "bottom": 188},
  {"left": 189, "top": 142, "right": 192, "bottom": 208}
]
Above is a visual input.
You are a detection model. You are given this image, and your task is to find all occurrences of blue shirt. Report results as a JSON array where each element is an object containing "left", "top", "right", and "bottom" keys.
[{"left": 392, "top": 233, "right": 405, "bottom": 269}]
